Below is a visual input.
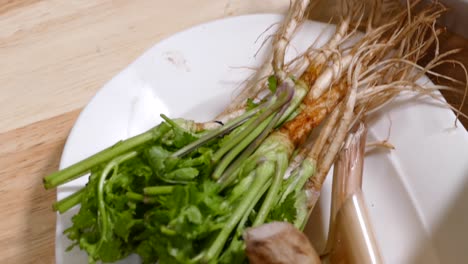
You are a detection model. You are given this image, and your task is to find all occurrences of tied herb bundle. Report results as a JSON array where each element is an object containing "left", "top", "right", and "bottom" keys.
[{"left": 44, "top": 0, "right": 467, "bottom": 263}]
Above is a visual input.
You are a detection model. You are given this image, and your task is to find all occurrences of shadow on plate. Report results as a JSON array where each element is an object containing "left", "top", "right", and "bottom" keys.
[{"left": 409, "top": 172, "right": 468, "bottom": 264}]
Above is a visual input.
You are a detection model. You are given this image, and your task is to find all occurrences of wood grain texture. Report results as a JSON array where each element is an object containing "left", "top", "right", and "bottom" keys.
[
  {"left": 0, "top": 109, "right": 80, "bottom": 264},
  {"left": 0, "top": 0, "right": 290, "bottom": 133}
]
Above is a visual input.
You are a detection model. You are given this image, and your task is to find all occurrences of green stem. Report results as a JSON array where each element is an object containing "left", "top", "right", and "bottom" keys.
[
  {"left": 53, "top": 187, "right": 86, "bottom": 214},
  {"left": 143, "top": 197, "right": 158, "bottom": 204},
  {"left": 211, "top": 112, "right": 264, "bottom": 163},
  {"left": 143, "top": 186, "right": 175, "bottom": 195},
  {"left": 126, "top": 191, "right": 144, "bottom": 202},
  {"left": 288, "top": 159, "right": 317, "bottom": 230},
  {"left": 202, "top": 161, "right": 274, "bottom": 262},
  {"left": 219, "top": 181, "right": 271, "bottom": 263},
  {"left": 160, "top": 114, "right": 182, "bottom": 130},
  {"left": 211, "top": 87, "right": 291, "bottom": 164},
  {"left": 172, "top": 107, "right": 261, "bottom": 158},
  {"left": 235, "top": 179, "right": 271, "bottom": 236},
  {"left": 43, "top": 124, "right": 169, "bottom": 189},
  {"left": 227, "top": 171, "right": 255, "bottom": 204},
  {"left": 126, "top": 192, "right": 159, "bottom": 204},
  {"left": 279, "top": 159, "right": 316, "bottom": 204},
  {"left": 97, "top": 151, "right": 138, "bottom": 242},
  {"left": 297, "top": 188, "right": 312, "bottom": 230},
  {"left": 217, "top": 99, "right": 291, "bottom": 189},
  {"left": 212, "top": 116, "right": 273, "bottom": 180},
  {"left": 253, "top": 160, "right": 284, "bottom": 226},
  {"left": 213, "top": 87, "right": 293, "bottom": 181},
  {"left": 276, "top": 80, "right": 308, "bottom": 125}
]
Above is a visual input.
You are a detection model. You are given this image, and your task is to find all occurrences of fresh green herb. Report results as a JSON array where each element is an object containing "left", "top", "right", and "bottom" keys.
[
  {"left": 268, "top": 75, "right": 278, "bottom": 93},
  {"left": 44, "top": 83, "right": 311, "bottom": 264},
  {"left": 246, "top": 98, "right": 258, "bottom": 110}
]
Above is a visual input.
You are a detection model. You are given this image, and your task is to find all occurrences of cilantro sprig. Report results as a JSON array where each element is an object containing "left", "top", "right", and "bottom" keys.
[{"left": 44, "top": 81, "right": 311, "bottom": 264}]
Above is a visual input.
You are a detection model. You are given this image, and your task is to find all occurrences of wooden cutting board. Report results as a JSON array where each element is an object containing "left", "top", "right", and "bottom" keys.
[{"left": 0, "top": 1, "right": 467, "bottom": 263}]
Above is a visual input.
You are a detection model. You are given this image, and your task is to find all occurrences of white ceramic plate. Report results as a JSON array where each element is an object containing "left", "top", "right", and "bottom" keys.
[{"left": 56, "top": 14, "right": 468, "bottom": 264}]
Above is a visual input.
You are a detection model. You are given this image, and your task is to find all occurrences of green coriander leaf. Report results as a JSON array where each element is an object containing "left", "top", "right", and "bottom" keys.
[
  {"left": 165, "top": 168, "right": 199, "bottom": 182},
  {"left": 184, "top": 205, "right": 203, "bottom": 224},
  {"left": 268, "top": 190, "right": 296, "bottom": 223},
  {"left": 98, "top": 239, "right": 128, "bottom": 263},
  {"left": 294, "top": 190, "right": 308, "bottom": 228},
  {"left": 219, "top": 237, "right": 245, "bottom": 264},
  {"left": 136, "top": 240, "right": 158, "bottom": 264},
  {"left": 114, "top": 211, "right": 137, "bottom": 242},
  {"left": 160, "top": 115, "right": 199, "bottom": 148},
  {"left": 268, "top": 75, "right": 278, "bottom": 93},
  {"left": 145, "top": 146, "right": 171, "bottom": 172},
  {"left": 246, "top": 98, "right": 258, "bottom": 110}
]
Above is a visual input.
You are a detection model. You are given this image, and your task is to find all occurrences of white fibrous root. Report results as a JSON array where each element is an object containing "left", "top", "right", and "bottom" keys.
[
  {"left": 296, "top": 0, "right": 467, "bottom": 212},
  {"left": 217, "top": 0, "right": 317, "bottom": 120}
]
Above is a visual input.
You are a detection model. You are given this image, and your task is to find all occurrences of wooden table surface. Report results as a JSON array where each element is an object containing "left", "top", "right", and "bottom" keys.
[{"left": 0, "top": 1, "right": 467, "bottom": 263}]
